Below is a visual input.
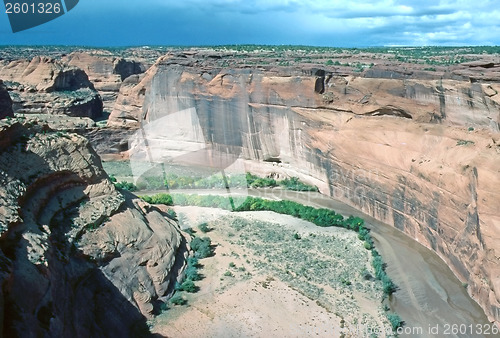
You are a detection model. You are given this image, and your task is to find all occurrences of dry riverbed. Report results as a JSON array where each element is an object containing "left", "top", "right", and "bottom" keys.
[{"left": 151, "top": 206, "right": 396, "bottom": 337}]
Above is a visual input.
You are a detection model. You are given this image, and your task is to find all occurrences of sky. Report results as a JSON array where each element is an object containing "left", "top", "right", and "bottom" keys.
[{"left": 1, "top": 0, "right": 499, "bottom": 47}]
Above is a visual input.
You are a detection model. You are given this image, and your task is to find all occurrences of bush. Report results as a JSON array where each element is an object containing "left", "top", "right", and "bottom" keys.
[
  {"left": 184, "top": 228, "right": 195, "bottom": 236},
  {"left": 114, "top": 181, "right": 137, "bottom": 191},
  {"left": 386, "top": 313, "right": 403, "bottom": 331},
  {"left": 167, "top": 209, "right": 177, "bottom": 219},
  {"left": 198, "top": 222, "right": 211, "bottom": 233},
  {"left": 279, "top": 177, "right": 318, "bottom": 192},
  {"left": 382, "top": 275, "right": 397, "bottom": 295},
  {"left": 185, "top": 265, "right": 202, "bottom": 281},
  {"left": 170, "top": 294, "right": 187, "bottom": 305},
  {"left": 187, "top": 257, "right": 199, "bottom": 267},
  {"left": 179, "top": 280, "right": 197, "bottom": 293},
  {"left": 190, "top": 237, "right": 213, "bottom": 258}
]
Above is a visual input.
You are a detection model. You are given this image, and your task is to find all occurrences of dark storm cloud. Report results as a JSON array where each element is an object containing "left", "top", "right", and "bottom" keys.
[{"left": 0, "top": 0, "right": 498, "bottom": 46}]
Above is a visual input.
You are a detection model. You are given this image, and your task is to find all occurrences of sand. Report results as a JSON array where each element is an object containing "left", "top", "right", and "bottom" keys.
[{"left": 151, "top": 206, "right": 394, "bottom": 337}]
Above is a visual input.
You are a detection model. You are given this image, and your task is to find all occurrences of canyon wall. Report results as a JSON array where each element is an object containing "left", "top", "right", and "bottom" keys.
[
  {"left": 0, "top": 56, "right": 103, "bottom": 119},
  {"left": 108, "top": 52, "right": 500, "bottom": 324},
  {"left": 0, "top": 117, "right": 186, "bottom": 337},
  {"left": 62, "top": 52, "right": 145, "bottom": 112}
]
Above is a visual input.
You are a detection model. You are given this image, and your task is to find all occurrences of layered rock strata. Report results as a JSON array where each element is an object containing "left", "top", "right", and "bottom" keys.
[
  {"left": 0, "top": 56, "right": 103, "bottom": 119},
  {"left": 0, "top": 118, "right": 186, "bottom": 337},
  {"left": 108, "top": 52, "right": 500, "bottom": 325},
  {"left": 63, "top": 52, "right": 145, "bottom": 112}
]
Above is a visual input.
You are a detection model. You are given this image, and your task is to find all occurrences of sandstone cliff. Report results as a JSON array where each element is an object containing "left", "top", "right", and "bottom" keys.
[
  {"left": 0, "top": 117, "right": 186, "bottom": 337},
  {"left": 107, "top": 51, "right": 500, "bottom": 325},
  {"left": 63, "top": 52, "right": 145, "bottom": 112},
  {"left": 0, "top": 56, "right": 103, "bottom": 119}
]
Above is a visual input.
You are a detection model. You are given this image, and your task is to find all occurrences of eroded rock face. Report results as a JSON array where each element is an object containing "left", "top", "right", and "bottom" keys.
[
  {"left": 63, "top": 52, "right": 145, "bottom": 112},
  {"left": 109, "top": 53, "right": 500, "bottom": 325},
  {"left": 0, "top": 57, "right": 103, "bottom": 119},
  {"left": 0, "top": 80, "right": 13, "bottom": 119},
  {"left": 0, "top": 119, "right": 185, "bottom": 337}
]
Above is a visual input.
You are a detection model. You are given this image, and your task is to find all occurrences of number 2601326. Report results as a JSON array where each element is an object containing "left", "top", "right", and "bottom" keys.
[{"left": 5, "top": 2, "right": 62, "bottom": 14}]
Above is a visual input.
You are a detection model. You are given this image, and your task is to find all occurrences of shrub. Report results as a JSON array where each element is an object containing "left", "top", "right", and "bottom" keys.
[
  {"left": 198, "top": 222, "right": 211, "bottom": 233},
  {"left": 187, "top": 257, "right": 199, "bottom": 267},
  {"left": 360, "top": 269, "right": 372, "bottom": 280},
  {"left": 179, "top": 280, "right": 197, "bottom": 293},
  {"left": 190, "top": 237, "right": 213, "bottom": 258},
  {"left": 185, "top": 265, "right": 202, "bottom": 281},
  {"left": 386, "top": 313, "right": 403, "bottom": 331},
  {"left": 184, "top": 228, "right": 195, "bottom": 236},
  {"left": 114, "top": 181, "right": 137, "bottom": 191},
  {"left": 167, "top": 209, "right": 177, "bottom": 219},
  {"left": 382, "top": 275, "right": 397, "bottom": 295},
  {"left": 279, "top": 177, "right": 318, "bottom": 192},
  {"left": 170, "top": 294, "right": 187, "bottom": 305}
]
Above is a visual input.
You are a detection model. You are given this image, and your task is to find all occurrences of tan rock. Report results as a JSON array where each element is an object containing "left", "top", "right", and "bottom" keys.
[
  {"left": 0, "top": 57, "right": 103, "bottom": 119},
  {"left": 108, "top": 53, "right": 500, "bottom": 326},
  {"left": 0, "top": 119, "right": 185, "bottom": 336}
]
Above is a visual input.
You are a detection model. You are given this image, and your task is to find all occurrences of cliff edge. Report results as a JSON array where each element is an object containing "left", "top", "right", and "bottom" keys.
[{"left": 0, "top": 117, "right": 186, "bottom": 337}]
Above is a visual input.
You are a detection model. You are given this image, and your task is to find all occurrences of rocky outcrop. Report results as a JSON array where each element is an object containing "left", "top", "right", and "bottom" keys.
[
  {"left": 108, "top": 73, "right": 149, "bottom": 127},
  {"left": 63, "top": 52, "right": 145, "bottom": 112},
  {"left": 107, "top": 53, "right": 500, "bottom": 325},
  {"left": 0, "top": 80, "right": 13, "bottom": 119},
  {"left": 0, "top": 118, "right": 186, "bottom": 337},
  {"left": 0, "top": 57, "right": 103, "bottom": 119}
]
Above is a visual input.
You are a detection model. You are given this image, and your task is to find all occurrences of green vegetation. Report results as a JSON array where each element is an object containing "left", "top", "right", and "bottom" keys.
[
  {"left": 177, "top": 280, "right": 197, "bottom": 293},
  {"left": 198, "top": 222, "right": 211, "bottom": 233},
  {"left": 456, "top": 139, "right": 475, "bottom": 146},
  {"left": 245, "top": 172, "right": 277, "bottom": 188},
  {"left": 190, "top": 236, "right": 214, "bottom": 259},
  {"left": 169, "top": 294, "right": 187, "bottom": 306},
  {"left": 205, "top": 213, "right": 387, "bottom": 332},
  {"left": 109, "top": 168, "right": 317, "bottom": 193},
  {"left": 386, "top": 312, "right": 404, "bottom": 331},
  {"left": 142, "top": 192, "right": 397, "bottom": 297},
  {"left": 166, "top": 234, "right": 212, "bottom": 309},
  {"left": 114, "top": 181, "right": 137, "bottom": 191},
  {"left": 281, "top": 177, "right": 318, "bottom": 192}
]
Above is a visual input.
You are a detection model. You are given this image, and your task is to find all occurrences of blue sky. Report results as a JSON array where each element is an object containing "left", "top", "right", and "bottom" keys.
[{"left": 1, "top": 0, "right": 499, "bottom": 47}]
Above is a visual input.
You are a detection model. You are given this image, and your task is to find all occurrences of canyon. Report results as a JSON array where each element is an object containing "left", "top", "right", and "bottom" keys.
[
  {"left": 0, "top": 117, "right": 186, "bottom": 336},
  {"left": 0, "top": 46, "right": 499, "bottom": 335},
  {"left": 107, "top": 48, "right": 500, "bottom": 327}
]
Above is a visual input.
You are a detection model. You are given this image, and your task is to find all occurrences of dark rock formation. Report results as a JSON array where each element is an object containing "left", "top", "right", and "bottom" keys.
[
  {"left": 0, "top": 80, "right": 13, "bottom": 119},
  {"left": 0, "top": 118, "right": 185, "bottom": 337},
  {"left": 113, "top": 58, "right": 145, "bottom": 81}
]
